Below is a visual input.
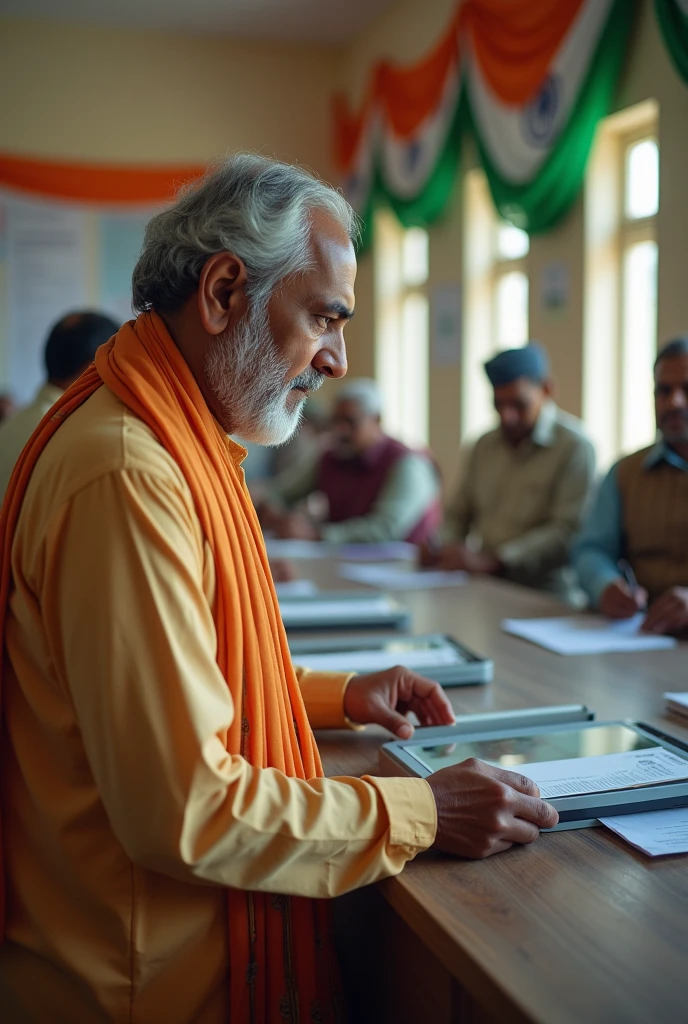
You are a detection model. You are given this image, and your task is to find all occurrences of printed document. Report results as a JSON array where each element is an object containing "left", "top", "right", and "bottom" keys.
[
  {"left": 600, "top": 807, "right": 688, "bottom": 856},
  {"left": 517, "top": 746, "right": 688, "bottom": 798},
  {"left": 502, "top": 613, "right": 677, "bottom": 655}
]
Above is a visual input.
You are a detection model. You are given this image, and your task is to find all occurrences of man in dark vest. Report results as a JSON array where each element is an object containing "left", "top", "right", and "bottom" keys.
[
  {"left": 261, "top": 377, "right": 441, "bottom": 544},
  {"left": 573, "top": 337, "right": 688, "bottom": 635}
]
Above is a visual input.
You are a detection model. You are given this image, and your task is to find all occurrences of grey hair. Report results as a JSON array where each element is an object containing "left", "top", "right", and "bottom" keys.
[
  {"left": 132, "top": 153, "right": 359, "bottom": 314},
  {"left": 655, "top": 336, "right": 688, "bottom": 369},
  {"left": 335, "top": 377, "right": 382, "bottom": 416}
]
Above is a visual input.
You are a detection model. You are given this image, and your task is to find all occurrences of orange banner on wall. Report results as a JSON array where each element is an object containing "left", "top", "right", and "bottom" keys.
[{"left": 0, "top": 154, "right": 205, "bottom": 204}]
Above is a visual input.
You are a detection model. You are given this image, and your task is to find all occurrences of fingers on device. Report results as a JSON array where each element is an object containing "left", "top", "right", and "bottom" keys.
[
  {"left": 289, "top": 633, "right": 492, "bottom": 686},
  {"left": 379, "top": 706, "right": 688, "bottom": 831}
]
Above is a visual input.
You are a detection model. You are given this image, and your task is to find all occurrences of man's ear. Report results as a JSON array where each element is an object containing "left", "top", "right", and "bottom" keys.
[
  {"left": 197, "top": 252, "right": 248, "bottom": 337},
  {"left": 542, "top": 377, "right": 555, "bottom": 399}
]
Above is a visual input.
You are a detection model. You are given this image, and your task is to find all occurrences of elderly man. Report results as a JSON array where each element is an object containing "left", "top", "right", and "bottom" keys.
[
  {"left": 573, "top": 338, "right": 688, "bottom": 635},
  {"left": 0, "top": 155, "right": 556, "bottom": 1023},
  {"left": 0, "top": 310, "right": 120, "bottom": 498},
  {"left": 262, "top": 377, "right": 441, "bottom": 544},
  {"left": 426, "top": 344, "right": 595, "bottom": 602}
]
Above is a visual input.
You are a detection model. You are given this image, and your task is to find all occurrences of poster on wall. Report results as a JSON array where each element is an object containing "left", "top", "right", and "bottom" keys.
[
  {"left": 0, "top": 189, "right": 153, "bottom": 405},
  {"left": 431, "top": 283, "right": 461, "bottom": 367},
  {"left": 4, "top": 193, "right": 89, "bottom": 405}
]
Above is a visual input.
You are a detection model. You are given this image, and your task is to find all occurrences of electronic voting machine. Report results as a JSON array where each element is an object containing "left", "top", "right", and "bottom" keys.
[
  {"left": 289, "top": 633, "right": 492, "bottom": 686},
  {"left": 379, "top": 706, "right": 688, "bottom": 831},
  {"left": 279, "top": 591, "right": 410, "bottom": 632}
]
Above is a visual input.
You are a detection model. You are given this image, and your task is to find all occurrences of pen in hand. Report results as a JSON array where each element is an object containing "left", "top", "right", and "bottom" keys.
[{"left": 618, "top": 559, "right": 648, "bottom": 613}]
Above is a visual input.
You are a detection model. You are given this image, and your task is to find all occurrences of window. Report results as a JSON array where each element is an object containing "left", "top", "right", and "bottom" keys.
[
  {"left": 584, "top": 101, "right": 659, "bottom": 468},
  {"left": 374, "top": 210, "right": 429, "bottom": 445},
  {"left": 462, "top": 169, "right": 530, "bottom": 438}
]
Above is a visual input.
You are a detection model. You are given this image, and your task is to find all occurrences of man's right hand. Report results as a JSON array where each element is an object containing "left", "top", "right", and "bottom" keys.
[
  {"left": 599, "top": 578, "right": 648, "bottom": 619},
  {"left": 426, "top": 758, "right": 559, "bottom": 859}
]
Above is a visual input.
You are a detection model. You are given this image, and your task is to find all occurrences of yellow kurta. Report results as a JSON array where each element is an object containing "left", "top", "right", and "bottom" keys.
[{"left": 0, "top": 384, "right": 436, "bottom": 1022}]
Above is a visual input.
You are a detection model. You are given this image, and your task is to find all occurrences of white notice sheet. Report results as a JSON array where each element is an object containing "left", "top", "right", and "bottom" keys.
[
  {"left": 515, "top": 747, "right": 688, "bottom": 799},
  {"left": 292, "top": 645, "right": 464, "bottom": 674},
  {"left": 600, "top": 807, "right": 688, "bottom": 857},
  {"left": 501, "top": 613, "right": 677, "bottom": 655},
  {"left": 339, "top": 563, "right": 468, "bottom": 590}
]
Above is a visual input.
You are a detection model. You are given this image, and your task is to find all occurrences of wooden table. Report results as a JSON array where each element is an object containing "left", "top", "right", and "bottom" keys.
[{"left": 292, "top": 567, "right": 688, "bottom": 1024}]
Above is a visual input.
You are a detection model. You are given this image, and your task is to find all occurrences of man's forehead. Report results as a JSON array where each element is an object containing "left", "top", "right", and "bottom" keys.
[{"left": 656, "top": 355, "right": 688, "bottom": 380}]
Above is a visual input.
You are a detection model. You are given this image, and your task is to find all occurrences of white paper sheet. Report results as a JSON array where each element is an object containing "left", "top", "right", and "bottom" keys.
[
  {"left": 664, "top": 692, "right": 688, "bottom": 718},
  {"left": 339, "top": 563, "right": 468, "bottom": 590},
  {"left": 600, "top": 807, "right": 688, "bottom": 856},
  {"left": 279, "top": 596, "right": 394, "bottom": 625},
  {"left": 516, "top": 746, "right": 688, "bottom": 799},
  {"left": 292, "top": 645, "right": 464, "bottom": 673},
  {"left": 273, "top": 579, "right": 318, "bottom": 598},
  {"left": 502, "top": 613, "right": 677, "bottom": 655}
]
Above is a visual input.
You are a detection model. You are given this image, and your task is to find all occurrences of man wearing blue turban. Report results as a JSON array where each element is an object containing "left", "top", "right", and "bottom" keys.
[{"left": 424, "top": 344, "right": 595, "bottom": 602}]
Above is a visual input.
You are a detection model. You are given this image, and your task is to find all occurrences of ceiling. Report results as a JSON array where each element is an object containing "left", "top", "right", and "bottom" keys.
[{"left": 0, "top": 0, "right": 396, "bottom": 43}]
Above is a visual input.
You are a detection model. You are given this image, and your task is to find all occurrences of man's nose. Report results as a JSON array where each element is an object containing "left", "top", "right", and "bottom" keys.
[
  {"left": 668, "top": 386, "right": 688, "bottom": 409},
  {"left": 312, "top": 332, "right": 347, "bottom": 379}
]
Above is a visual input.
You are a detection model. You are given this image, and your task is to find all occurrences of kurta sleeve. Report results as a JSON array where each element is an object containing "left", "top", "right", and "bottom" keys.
[{"left": 40, "top": 466, "right": 436, "bottom": 898}]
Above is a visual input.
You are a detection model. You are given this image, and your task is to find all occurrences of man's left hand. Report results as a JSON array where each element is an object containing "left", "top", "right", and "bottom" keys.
[
  {"left": 343, "top": 667, "right": 456, "bottom": 738},
  {"left": 642, "top": 587, "right": 688, "bottom": 635}
]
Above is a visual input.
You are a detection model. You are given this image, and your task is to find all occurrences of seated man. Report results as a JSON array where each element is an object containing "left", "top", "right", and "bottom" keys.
[
  {"left": 263, "top": 377, "right": 441, "bottom": 544},
  {"left": 0, "top": 310, "right": 120, "bottom": 498},
  {"left": 427, "top": 344, "right": 596, "bottom": 602},
  {"left": 573, "top": 337, "right": 688, "bottom": 635}
]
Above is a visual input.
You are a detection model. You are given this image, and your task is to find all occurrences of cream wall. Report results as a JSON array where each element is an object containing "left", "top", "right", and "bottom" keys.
[
  {"left": 0, "top": 18, "right": 335, "bottom": 172},
  {"left": 337, "top": 0, "right": 688, "bottom": 488}
]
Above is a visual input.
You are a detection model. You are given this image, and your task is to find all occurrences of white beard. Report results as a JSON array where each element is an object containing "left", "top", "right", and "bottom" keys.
[{"left": 204, "top": 301, "right": 321, "bottom": 446}]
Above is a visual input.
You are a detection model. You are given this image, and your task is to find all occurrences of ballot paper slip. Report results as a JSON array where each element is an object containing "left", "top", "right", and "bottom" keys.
[
  {"left": 273, "top": 579, "right": 319, "bottom": 598},
  {"left": 515, "top": 747, "right": 688, "bottom": 799},
  {"left": 600, "top": 807, "right": 688, "bottom": 857},
  {"left": 665, "top": 692, "right": 688, "bottom": 719},
  {"left": 292, "top": 644, "right": 464, "bottom": 674},
  {"left": 339, "top": 563, "right": 468, "bottom": 590},
  {"left": 502, "top": 613, "right": 678, "bottom": 655}
]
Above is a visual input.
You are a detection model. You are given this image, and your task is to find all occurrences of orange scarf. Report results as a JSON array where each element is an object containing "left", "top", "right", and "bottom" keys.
[{"left": 0, "top": 312, "right": 342, "bottom": 1023}]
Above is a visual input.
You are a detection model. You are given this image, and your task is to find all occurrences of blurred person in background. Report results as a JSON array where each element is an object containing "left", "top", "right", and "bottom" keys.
[
  {"left": 425, "top": 344, "right": 596, "bottom": 603},
  {"left": 261, "top": 377, "right": 441, "bottom": 544},
  {"left": 0, "top": 310, "right": 119, "bottom": 499},
  {"left": 573, "top": 337, "right": 688, "bottom": 635}
]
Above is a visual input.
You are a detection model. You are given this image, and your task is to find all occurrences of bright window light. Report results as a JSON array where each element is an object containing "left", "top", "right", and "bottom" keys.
[
  {"left": 625, "top": 139, "right": 659, "bottom": 220},
  {"left": 495, "top": 271, "right": 529, "bottom": 350},
  {"left": 401, "top": 292, "right": 429, "bottom": 444},
  {"left": 621, "top": 240, "right": 658, "bottom": 452},
  {"left": 497, "top": 223, "right": 530, "bottom": 260},
  {"left": 401, "top": 227, "right": 429, "bottom": 286}
]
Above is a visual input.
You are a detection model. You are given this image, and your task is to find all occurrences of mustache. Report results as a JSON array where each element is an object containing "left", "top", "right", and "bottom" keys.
[{"left": 291, "top": 369, "right": 324, "bottom": 392}]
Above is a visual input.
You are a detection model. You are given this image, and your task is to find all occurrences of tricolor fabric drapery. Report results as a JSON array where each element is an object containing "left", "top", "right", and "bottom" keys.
[
  {"left": 333, "top": 0, "right": 636, "bottom": 246},
  {"left": 655, "top": 0, "right": 688, "bottom": 83},
  {"left": 0, "top": 154, "right": 204, "bottom": 204}
]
